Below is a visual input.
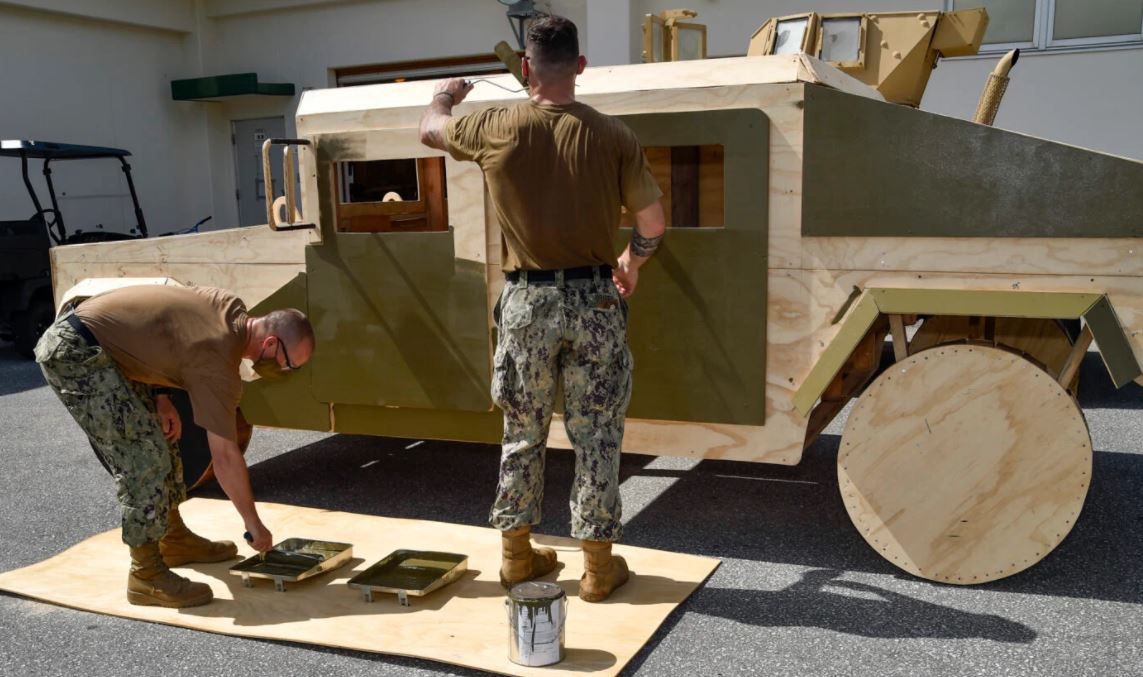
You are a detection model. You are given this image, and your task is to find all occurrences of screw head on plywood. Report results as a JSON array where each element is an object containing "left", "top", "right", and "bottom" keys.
[{"left": 837, "top": 345, "right": 1092, "bottom": 584}]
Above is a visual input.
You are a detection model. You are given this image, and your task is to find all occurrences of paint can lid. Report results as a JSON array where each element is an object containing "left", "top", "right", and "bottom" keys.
[{"left": 508, "top": 581, "right": 565, "bottom": 602}]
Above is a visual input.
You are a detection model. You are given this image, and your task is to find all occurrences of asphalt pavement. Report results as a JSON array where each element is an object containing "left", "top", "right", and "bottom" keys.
[{"left": 1, "top": 341, "right": 1140, "bottom": 677}]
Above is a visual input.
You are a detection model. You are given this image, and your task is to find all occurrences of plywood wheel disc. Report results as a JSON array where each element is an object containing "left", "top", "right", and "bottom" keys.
[{"left": 839, "top": 345, "right": 1091, "bottom": 584}]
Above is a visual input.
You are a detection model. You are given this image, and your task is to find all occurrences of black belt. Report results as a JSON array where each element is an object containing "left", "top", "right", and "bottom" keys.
[
  {"left": 66, "top": 313, "right": 99, "bottom": 347},
  {"left": 506, "top": 265, "right": 611, "bottom": 284}
]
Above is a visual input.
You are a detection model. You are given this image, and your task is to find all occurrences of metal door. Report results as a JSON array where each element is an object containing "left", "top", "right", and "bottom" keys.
[{"left": 232, "top": 117, "right": 286, "bottom": 227}]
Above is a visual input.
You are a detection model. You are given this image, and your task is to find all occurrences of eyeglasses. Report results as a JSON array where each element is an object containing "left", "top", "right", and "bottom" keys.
[{"left": 276, "top": 338, "right": 298, "bottom": 371}]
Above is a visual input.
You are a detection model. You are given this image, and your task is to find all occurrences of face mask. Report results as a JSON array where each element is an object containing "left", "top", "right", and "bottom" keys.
[{"left": 252, "top": 357, "right": 289, "bottom": 381}]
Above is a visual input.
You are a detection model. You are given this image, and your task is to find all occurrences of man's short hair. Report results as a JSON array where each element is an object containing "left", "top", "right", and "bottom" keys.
[
  {"left": 262, "top": 308, "right": 314, "bottom": 350},
  {"left": 526, "top": 15, "right": 579, "bottom": 67}
]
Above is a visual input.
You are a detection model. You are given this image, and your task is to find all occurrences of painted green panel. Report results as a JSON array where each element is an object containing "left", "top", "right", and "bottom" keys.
[
  {"left": 333, "top": 403, "right": 502, "bottom": 444},
  {"left": 617, "top": 109, "right": 769, "bottom": 425},
  {"left": 870, "top": 289, "right": 1101, "bottom": 319},
  {"left": 802, "top": 84, "right": 1143, "bottom": 238},
  {"left": 793, "top": 294, "right": 879, "bottom": 416},
  {"left": 306, "top": 233, "right": 492, "bottom": 412},
  {"left": 1083, "top": 296, "right": 1143, "bottom": 388},
  {"left": 240, "top": 273, "right": 330, "bottom": 432}
]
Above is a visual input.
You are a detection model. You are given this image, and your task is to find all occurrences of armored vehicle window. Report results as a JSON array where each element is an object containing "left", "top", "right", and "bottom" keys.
[
  {"left": 953, "top": 0, "right": 1035, "bottom": 45},
  {"left": 620, "top": 144, "right": 723, "bottom": 228},
  {"left": 334, "top": 157, "right": 448, "bottom": 233}
]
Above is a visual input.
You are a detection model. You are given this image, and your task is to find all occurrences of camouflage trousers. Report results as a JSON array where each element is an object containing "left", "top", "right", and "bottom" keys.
[
  {"left": 489, "top": 274, "right": 633, "bottom": 542},
  {"left": 35, "top": 314, "right": 185, "bottom": 547}
]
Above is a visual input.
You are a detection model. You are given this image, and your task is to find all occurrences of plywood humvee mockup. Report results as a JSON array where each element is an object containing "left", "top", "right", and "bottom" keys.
[{"left": 51, "top": 43, "right": 1143, "bottom": 586}]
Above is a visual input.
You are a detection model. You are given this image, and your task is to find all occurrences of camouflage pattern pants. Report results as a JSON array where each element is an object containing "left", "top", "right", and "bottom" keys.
[
  {"left": 35, "top": 314, "right": 185, "bottom": 547},
  {"left": 489, "top": 274, "right": 633, "bottom": 542}
]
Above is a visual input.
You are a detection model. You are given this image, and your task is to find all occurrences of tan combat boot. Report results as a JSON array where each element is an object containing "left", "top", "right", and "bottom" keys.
[
  {"left": 499, "top": 526, "right": 558, "bottom": 589},
  {"left": 579, "top": 540, "right": 629, "bottom": 603},
  {"left": 160, "top": 504, "right": 238, "bottom": 567},
  {"left": 127, "top": 542, "right": 213, "bottom": 608}
]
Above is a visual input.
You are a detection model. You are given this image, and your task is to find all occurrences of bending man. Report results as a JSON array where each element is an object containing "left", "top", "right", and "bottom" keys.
[
  {"left": 35, "top": 284, "right": 314, "bottom": 608},
  {"left": 420, "top": 15, "right": 666, "bottom": 602}
]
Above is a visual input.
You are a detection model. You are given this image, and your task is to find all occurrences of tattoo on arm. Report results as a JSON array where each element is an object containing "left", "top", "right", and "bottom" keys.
[{"left": 630, "top": 230, "right": 664, "bottom": 257}]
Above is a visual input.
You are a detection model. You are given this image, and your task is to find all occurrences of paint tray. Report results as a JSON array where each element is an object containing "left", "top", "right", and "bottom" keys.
[
  {"left": 230, "top": 538, "right": 353, "bottom": 592},
  {"left": 347, "top": 549, "right": 467, "bottom": 605}
]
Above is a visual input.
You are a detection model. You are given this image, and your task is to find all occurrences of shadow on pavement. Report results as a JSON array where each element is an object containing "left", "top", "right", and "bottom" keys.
[
  {"left": 0, "top": 342, "right": 45, "bottom": 396},
  {"left": 687, "top": 569, "right": 1036, "bottom": 642},
  {"left": 1077, "top": 352, "right": 1143, "bottom": 409}
]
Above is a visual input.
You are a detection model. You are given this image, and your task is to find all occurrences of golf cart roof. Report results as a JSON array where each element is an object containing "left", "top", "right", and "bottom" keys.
[{"left": 0, "top": 140, "right": 131, "bottom": 160}]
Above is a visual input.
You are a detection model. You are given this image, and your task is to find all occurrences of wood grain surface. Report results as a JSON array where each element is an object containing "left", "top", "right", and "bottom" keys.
[
  {"left": 0, "top": 499, "right": 719, "bottom": 677},
  {"left": 838, "top": 345, "right": 1091, "bottom": 584}
]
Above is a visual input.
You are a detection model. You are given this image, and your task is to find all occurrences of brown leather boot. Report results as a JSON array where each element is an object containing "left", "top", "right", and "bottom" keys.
[
  {"left": 579, "top": 540, "right": 629, "bottom": 603},
  {"left": 160, "top": 504, "right": 238, "bottom": 567},
  {"left": 127, "top": 542, "right": 213, "bottom": 608},
  {"left": 499, "top": 526, "right": 558, "bottom": 589}
]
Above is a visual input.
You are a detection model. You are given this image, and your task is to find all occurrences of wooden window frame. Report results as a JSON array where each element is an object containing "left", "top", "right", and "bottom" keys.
[{"left": 335, "top": 157, "right": 448, "bottom": 233}]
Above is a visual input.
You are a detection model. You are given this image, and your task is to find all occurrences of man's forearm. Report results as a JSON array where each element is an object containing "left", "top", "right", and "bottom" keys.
[
  {"left": 629, "top": 228, "right": 664, "bottom": 258},
  {"left": 206, "top": 431, "right": 261, "bottom": 528},
  {"left": 622, "top": 201, "right": 667, "bottom": 269},
  {"left": 419, "top": 94, "right": 454, "bottom": 150}
]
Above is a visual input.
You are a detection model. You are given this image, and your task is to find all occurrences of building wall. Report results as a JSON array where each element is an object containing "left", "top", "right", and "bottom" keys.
[
  {"left": 0, "top": 0, "right": 1138, "bottom": 240},
  {"left": 0, "top": 2, "right": 209, "bottom": 237}
]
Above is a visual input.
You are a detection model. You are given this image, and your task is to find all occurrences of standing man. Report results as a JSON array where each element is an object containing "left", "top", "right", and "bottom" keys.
[
  {"left": 420, "top": 15, "right": 667, "bottom": 602},
  {"left": 35, "top": 284, "right": 314, "bottom": 608}
]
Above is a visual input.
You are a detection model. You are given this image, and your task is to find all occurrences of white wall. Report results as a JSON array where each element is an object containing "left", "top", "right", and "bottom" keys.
[{"left": 0, "top": 2, "right": 211, "bottom": 236}]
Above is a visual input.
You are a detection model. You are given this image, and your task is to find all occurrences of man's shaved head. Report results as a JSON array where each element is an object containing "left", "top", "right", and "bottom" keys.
[
  {"left": 526, "top": 15, "right": 579, "bottom": 73},
  {"left": 261, "top": 309, "right": 313, "bottom": 352}
]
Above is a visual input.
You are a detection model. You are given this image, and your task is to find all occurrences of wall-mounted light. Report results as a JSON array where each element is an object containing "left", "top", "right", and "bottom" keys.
[{"left": 498, "top": 0, "right": 543, "bottom": 50}]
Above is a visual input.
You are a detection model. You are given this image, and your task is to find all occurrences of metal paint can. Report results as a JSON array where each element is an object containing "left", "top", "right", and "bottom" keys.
[{"left": 506, "top": 581, "right": 567, "bottom": 667}]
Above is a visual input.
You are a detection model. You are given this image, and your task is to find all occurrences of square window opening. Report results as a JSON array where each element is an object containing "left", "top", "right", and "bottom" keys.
[
  {"left": 334, "top": 157, "right": 448, "bottom": 233},
  {"left": 621, "top": 144, "right": 724, "bottom": 229}
]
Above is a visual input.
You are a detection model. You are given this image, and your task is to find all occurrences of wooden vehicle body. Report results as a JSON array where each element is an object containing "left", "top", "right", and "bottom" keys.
[{"left": 50, "top": 53, "right": 1143, "bottom": 583}]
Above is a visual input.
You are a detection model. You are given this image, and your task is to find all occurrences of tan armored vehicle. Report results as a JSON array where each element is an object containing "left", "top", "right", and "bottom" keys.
[{"left": 50, "top": 9, "right": 1143, "bottom": 586}]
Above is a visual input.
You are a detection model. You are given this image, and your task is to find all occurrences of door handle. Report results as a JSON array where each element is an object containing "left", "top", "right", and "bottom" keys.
[{"left": 260, "top": 138, "right": 315, "bottom": 231}]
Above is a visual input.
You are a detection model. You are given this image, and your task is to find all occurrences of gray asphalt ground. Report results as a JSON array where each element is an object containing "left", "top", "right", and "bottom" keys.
[{"left": 1, "top": 341, "right": 1140, "bottom": 677}]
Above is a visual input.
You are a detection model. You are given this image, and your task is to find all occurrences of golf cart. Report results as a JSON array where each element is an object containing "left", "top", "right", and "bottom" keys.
[{"left": 0, "top": 140, "right": 148, "bottom": 356}]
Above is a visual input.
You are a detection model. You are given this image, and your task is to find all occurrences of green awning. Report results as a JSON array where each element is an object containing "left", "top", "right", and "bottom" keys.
[{"left": 171, "top": 73, "right": 295, "bottom": 101}]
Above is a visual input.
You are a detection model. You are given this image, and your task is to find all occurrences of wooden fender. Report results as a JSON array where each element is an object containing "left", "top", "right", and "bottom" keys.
[{"left": 838, "top": 344, "right": 1091, "bottom": 584}]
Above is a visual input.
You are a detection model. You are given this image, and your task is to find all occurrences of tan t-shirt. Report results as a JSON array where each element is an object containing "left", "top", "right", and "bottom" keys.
[
  {"left": 75, "top": 285, "right": 248, "bottom": 440},
  {"left": 445, "top": 101, "right": 662, "bottom": 271}
]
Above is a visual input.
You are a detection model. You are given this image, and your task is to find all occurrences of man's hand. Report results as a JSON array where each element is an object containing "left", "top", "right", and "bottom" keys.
[
  {"left": 244, "top": 521, "right": 273, "bottom": 553},
  {"left": 613, "top": 253, "right": 639, "bottom": 298},
  {"left": 155, "top": 394, "right": 182, "bottom": 442},
  {"left": 433, "top": 77, "right": 473, "bottom": 106},
  {"left": 420, "top": 78, "right": 474, "bottom": 150}
]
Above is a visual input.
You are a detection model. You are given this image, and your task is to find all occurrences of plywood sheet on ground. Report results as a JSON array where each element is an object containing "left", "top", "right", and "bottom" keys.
[{"left": 0, "top": 499, "right": 719, "bottom": 676}]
